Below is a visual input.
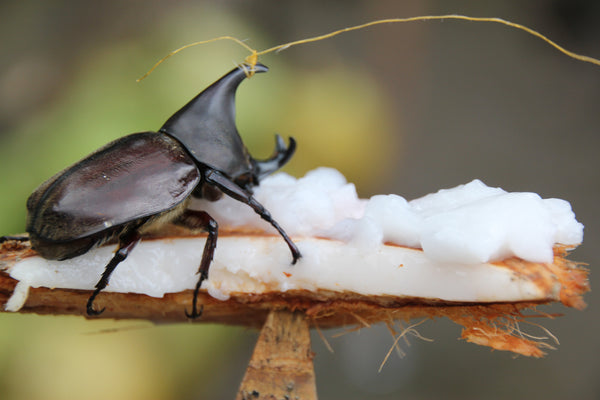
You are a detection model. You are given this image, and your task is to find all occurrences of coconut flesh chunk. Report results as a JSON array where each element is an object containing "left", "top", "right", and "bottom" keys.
[
  {"left": 1, "top": 168, "right": 588, "bottom": 357},
  {"left": 4, "top": 236, "right": 553, "bottom": 304}
]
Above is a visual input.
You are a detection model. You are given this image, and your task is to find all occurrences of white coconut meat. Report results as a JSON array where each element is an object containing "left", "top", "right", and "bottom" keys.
[{"left": 6, "top": 168, "right": 583, "bottom": 310}]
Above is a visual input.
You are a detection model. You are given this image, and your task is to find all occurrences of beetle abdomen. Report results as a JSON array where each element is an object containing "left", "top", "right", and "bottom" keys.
[
  {"left": 26, "top": 132, "right": 201, "bottom": 243},
  {"left": 29, "top": 232, "right": 101, "bottom": 260}
]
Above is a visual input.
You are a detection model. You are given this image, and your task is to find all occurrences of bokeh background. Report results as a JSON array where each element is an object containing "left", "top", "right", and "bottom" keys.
[{"left": 0, "top": 1, "right": 598, "bottom": 399}]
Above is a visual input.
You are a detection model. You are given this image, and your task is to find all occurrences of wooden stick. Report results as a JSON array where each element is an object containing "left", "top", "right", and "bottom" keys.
[{"left": 237, "top": 309, "right": 318, "bottom": 400}]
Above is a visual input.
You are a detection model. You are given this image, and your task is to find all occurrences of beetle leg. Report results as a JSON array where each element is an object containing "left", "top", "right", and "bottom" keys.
[
  {"left": 87, "top": 231, "right": 141, "bottom": 316},
  {"left": 174, "top": 210, "right": 218, "bottom": 319},
  {"left": 204, "top": 169, "right": 301, "bottom": 264}
]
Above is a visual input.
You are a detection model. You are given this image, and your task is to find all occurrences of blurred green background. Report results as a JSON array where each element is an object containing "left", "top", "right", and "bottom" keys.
[{"left": 1, "top": 1, "right": 599, "bottom": 399}]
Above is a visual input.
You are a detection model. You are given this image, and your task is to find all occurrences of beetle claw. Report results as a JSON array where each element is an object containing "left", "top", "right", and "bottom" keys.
[
  {"left": 86, "top": 288, "right": 108, "bottom": 316},
  {"left": 86, "top": 303, "right": 105, "bottom": 316},
  {"left": 291, "top": 250, "right": 302, "bottom": 265},
  {"left": 185, "top": 305, "right": 204, "bottom": 319}
]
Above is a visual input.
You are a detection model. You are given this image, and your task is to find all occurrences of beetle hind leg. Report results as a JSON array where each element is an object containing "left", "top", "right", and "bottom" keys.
[
  {"left": 87, "top": 231, "right": 141, "bottom": 316},
  {"left": 174, "top": 210, "right": 218, "bottom": 319}
]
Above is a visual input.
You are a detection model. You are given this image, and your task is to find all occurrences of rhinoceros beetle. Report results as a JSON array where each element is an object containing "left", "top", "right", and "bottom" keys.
[{"left": 20, "top": 62, "right": 301, "bottom": 318}]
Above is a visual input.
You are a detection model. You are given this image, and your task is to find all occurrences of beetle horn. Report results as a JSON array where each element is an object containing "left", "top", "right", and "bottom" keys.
[
  {"left": 159, "top": 63, "right": 269, "bottom": 176},
  {"left": 253, "top": 134, "right": 297, "bottom": 180}
]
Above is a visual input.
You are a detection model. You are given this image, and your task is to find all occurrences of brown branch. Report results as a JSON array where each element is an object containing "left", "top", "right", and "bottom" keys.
[{"left": 0, "top": 237, "right": 590, "bottom": 357}]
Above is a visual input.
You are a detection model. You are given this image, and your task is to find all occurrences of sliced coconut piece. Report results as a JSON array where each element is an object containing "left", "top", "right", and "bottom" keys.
[{"left": 3, "top": 235, "right": 559, "bottom": 304}]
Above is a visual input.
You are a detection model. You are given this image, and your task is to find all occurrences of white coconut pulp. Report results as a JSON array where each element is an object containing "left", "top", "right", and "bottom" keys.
[{"left": 6, "top": 168, "right": 583, "bottom": 310}]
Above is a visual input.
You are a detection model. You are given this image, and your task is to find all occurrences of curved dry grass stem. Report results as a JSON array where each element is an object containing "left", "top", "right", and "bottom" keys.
[
  {"left": 379, "top": 319, "right": 432, "bottom": 373},
  {"left": 254, "top": 15, "right": 600, "bottom": 67},
  {"left": 136, "top": 36, "right": 256, "bottom": 82},
  {"left": 312, "top": 319, "right": 334, "bottom": 354},
  {"left": 138, "top": 14, "right": 600, "bottom": 81},
  {"left": 521, "top": 320, "right": 560, "bottom": 345}
]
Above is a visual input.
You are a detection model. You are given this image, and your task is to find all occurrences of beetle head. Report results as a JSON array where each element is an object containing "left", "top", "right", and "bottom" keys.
[{"left": 160, "top": 63, "right": 269, "bottom": 179}]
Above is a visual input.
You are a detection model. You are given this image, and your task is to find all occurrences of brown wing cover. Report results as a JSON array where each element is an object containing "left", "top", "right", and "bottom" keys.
[{"left": 26, "top": 132, "right": 200, "bottom": 241}]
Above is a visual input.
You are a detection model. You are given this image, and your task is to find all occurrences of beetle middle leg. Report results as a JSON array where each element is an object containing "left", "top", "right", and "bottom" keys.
[
  {"left": 87, "top": 231, "right": 141, "bottom": 316},
  {"left": 204, "top": 169, "right": 301, "bottom": 264},
  {"left": 174, "top": 210, "right": 218, "bottom": 319}
]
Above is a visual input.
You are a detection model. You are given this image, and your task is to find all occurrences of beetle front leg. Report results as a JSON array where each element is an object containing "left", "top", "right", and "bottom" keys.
[
  {"left": 87, "top": 231, "right": 141, "bottom": 316},
  {"left": 204, "top": 169, "right": 301, "bottom": 264},
  {"left": 174, "top": 210, "right": 218, "bottom": 319}
]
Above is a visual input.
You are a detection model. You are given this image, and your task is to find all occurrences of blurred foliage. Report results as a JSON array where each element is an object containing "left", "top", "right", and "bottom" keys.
[
  {"left": 0, "top": 6, "right": 394, "bottom": 235},
  {"left": 0, "top": 314, "right": 248, "bottom": 400},
  {"left": 1, "top": 1, "right": 599, "bottom": 399}
]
